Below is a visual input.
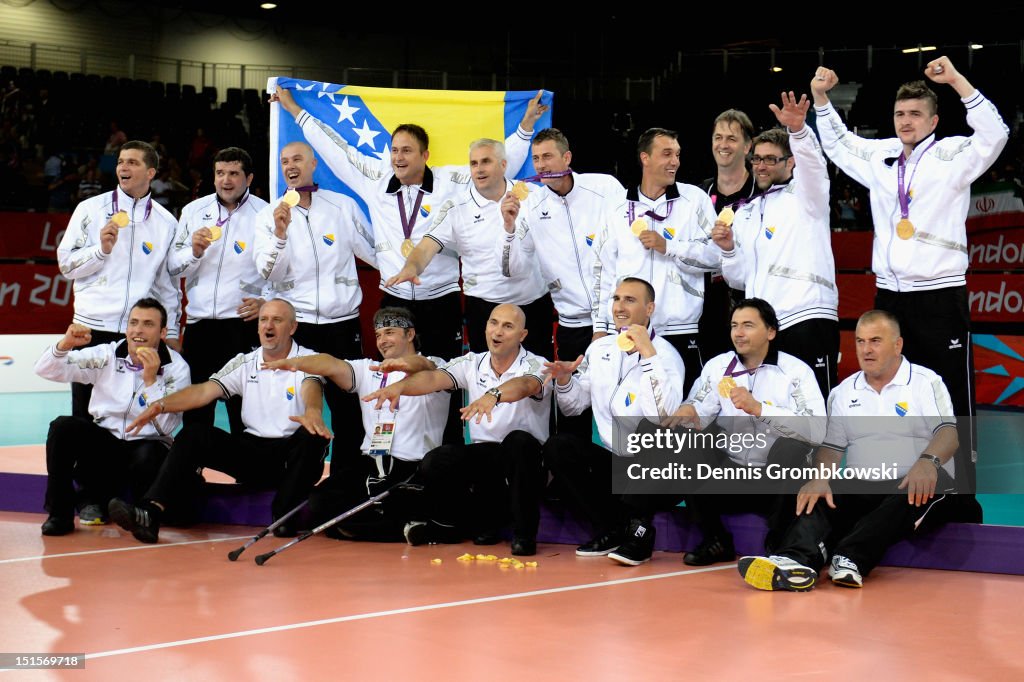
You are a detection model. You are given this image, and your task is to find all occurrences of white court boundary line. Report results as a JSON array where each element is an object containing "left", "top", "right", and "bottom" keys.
[
  {"left": 0, "top": 535, "right": 250, "bottom": 565},
  {"left": 73, "top": 563, "right": 738, "bottom": 663}
]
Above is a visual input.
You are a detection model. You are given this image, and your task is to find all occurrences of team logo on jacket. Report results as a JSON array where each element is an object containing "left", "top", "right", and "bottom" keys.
[
  {"left": 764, "top": 226, "right": 776, "bottom": 240},
  {"left": 138, "top": 393, "right": 148, "bottom": 407},
  {"left": 286, "top": 387, "right": 296, "bottom": 401},
  {"left": 894, "top": 401, "right": 909, "bottom": 417},
  {"left": 662, "top": 226, "right": 675, "bottom": 240},
  {"left": 585, "top": 233, "right": 595, "bottom": 247},
  {"left": 419, "top": 205, "right": 431, "bottom": 219},
  {"left": 141, "top": 241, "right": 154, "bottom": 255},
  {"left": 234, "top": 241, "right": 246, "bottom": 254},
  {"left": 0, "top": 356, "right": 12, "bottom": 366},
  {"left": 323, "top": 233, "right": 335, "bottom": 246},
  {"left": 624, "top": 392, "right": 636, "bottom": 407}
]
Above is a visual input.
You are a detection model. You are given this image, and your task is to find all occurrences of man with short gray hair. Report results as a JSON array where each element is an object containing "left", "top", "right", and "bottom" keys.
[
  {"left": 389, "top": 138, "right": 553, "bottom": 359},
  {"left": 738, "top": 309, "right": 959, "bottom": 591}
]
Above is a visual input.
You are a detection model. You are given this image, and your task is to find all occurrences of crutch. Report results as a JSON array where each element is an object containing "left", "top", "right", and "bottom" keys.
[
  {"left": 254, "top": 481, "right": 422, "bottom": 566},
  {"left": 226, "top": 500, "right": 310, "bottom": 561}
]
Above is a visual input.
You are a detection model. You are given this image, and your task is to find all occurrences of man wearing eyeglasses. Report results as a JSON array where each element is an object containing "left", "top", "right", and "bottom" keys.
[{"left": 712, "top": 92, "right": 838, "bottom": 398}]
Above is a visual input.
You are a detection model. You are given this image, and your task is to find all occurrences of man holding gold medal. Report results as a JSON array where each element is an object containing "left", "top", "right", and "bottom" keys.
[
  {"left": 254, "top": 140, "right": 377, "bottom": 455},
  {"left": 499, "top": 127, "right": 626, "bottom": 440},
  {"left": 384, "top": 138, "right": 554, "bottom": 361},
  {"left": 811, "top": 56, "right": 1008, "bottom": 506},
  {"left": 541, "top": 277, "right": 686, "bottom": 559},
  {"left": 632, "top": 298, "right": 826, "bottom": 567},
  {"left": 712, "top": 92, "right": 838, "bottom": 398},
  {"left": 595, "top": 128, "right": 721, "bottom": 397},
  {"left": 57, "top": 140, "right": 182, "bottom": 420},
  {"left": 168, "top": 147, "right": 270, "bottom": 434}
]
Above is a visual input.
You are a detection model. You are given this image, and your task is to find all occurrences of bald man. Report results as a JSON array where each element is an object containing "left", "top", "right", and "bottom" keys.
[
  {"left": 364, "top": 303, "right": 553, "bottom": 556},
  {"left": 254, "top": 140, "right": 377, "bottom": 457}
]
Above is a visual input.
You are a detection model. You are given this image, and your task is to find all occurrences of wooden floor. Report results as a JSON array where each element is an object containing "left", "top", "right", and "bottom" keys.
[{"left": 3, "top": 511, "right": 1024, "bottom": 680}]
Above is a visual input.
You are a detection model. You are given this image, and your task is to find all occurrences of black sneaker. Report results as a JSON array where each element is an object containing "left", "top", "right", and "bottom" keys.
[
  {"left": 41, "top": 515, "right": 74, "bottom": 536},
  {"left": 683, "top": 535, "right": 736, "bottom": 566},
  {"left": 511, "top": 537, "right": 536, "bottom": 556},
  {"left": 575, "top": 531, "right": 622, "bottom": 557},
  {"left": 108, "top": 498, "right": 160, "bottom": 544},
  {"left": 608, "top": 519, "right": 655, "bottom": 566},
  {"left": 78, "top": 504, "right": 107, "bottom": 526}
]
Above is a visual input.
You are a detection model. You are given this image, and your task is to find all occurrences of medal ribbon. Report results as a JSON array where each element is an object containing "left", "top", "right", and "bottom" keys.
[
  {"left": 724, "top": 355, "right": 758, "bottom": 378},
  {"left": 520, "top": 168, "right": 574, "bottom": 182},
  {"left": 112, "top": 189, "right": 153, "bottom": 222},
  {"left": 216, "top": 190, "right": 250, "bottom": 228},
  {"left": 397, "top": 188, "right": 425, "bottom": 240},
  {"left": 897, "top": 139, "right": 937, "bottom": 220}
]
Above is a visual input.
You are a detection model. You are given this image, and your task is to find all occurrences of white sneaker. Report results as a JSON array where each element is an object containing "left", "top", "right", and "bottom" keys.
[
  {"left": 738, "top": 555, "right": 817, "bottom": 591},
  {"left": 829, "top": 555, "right": 863, "bottom": 588}
]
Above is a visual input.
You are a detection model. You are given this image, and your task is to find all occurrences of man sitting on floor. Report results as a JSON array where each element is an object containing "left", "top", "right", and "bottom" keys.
[
  {"left": 109, "top": 299, "right": 329, "bottom": 543},
  {"left": 33, "top": 298, "right": 190, "bottom": 535},
  {"left": 261, "top": 306, "right": 449, "bottom": 541},
  {"left": 738, "top": 310, "right": 960, "bottom": 590},
  {"left": 363, "top": 303, "right": 552, "bottom": 556}
]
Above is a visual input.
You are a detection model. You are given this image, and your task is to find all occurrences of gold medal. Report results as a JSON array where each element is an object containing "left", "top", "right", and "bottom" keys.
[
  {"left": 630, "top": 218, "right": 648, "bottom": 237},
  {"left": 896, "top": 218, "right": 915, "bottom": 240},
  {"left": 717, "top": 207, "right": 735, "bottom": 226},
  {"left": 401, "top": 238, "right": 415, "bottom": 258},
  {"left": 208, "top": 226, "right": 223, "bottom": 242},
  {"left": 111, "top": 211, "right": 130, "bottom": 228},
  {"left": 616, "top": 331, "right": 635, "bottom": 352},
  {"left": 282, "top": 189, "right": 300, "bottom": 207},
  {"left": 512, "top": 181, "right": 530, "bottom": 201},
  {"left": 718, "top": 376, "right": 737, "bottom": 398}
]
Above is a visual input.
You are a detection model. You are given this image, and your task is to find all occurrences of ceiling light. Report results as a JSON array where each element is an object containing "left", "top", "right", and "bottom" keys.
[{"left": 901, "top": 46, "right": 937, "bottom": 54}]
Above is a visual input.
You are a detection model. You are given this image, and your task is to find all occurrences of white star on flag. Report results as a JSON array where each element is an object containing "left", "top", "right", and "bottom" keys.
[
  {"left": 294, "top": 82, "right": 316, "bottom": 91},
  {"left": 332, "top": 96, "right": 360, "bottom": 125},
  {"left": 317, "top": 82, "right": 339, "bottom": 102},
  {"left": 353, "top": 119, "right": 382, "bottom": 150}
]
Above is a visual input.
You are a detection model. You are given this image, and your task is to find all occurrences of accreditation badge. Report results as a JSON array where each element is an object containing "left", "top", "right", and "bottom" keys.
[{"left": 368, "top": 415, "right": 397, "bottom": 456}]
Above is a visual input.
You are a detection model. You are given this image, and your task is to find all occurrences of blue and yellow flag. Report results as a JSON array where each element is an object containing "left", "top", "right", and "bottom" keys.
[{"left": 268, "top": 77, "right": 554, "bottom": 214}]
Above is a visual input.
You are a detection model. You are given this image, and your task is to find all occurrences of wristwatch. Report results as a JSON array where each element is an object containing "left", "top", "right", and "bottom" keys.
[
  {"left": 919, "top": 453, "right": 943, "bottom": 470},
  {"left": 486, "top": 387, "right": 502, "bottom": 404}
]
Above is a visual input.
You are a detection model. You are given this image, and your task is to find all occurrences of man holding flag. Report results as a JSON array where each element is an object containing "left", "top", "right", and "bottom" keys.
[{"left": 272, "top": 85, "right": 549, "bottom": 361}]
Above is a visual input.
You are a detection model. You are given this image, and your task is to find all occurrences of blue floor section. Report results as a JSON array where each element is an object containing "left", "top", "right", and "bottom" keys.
[{"left": 5, "top": 392, "right": 1024, "bottom": 526}]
